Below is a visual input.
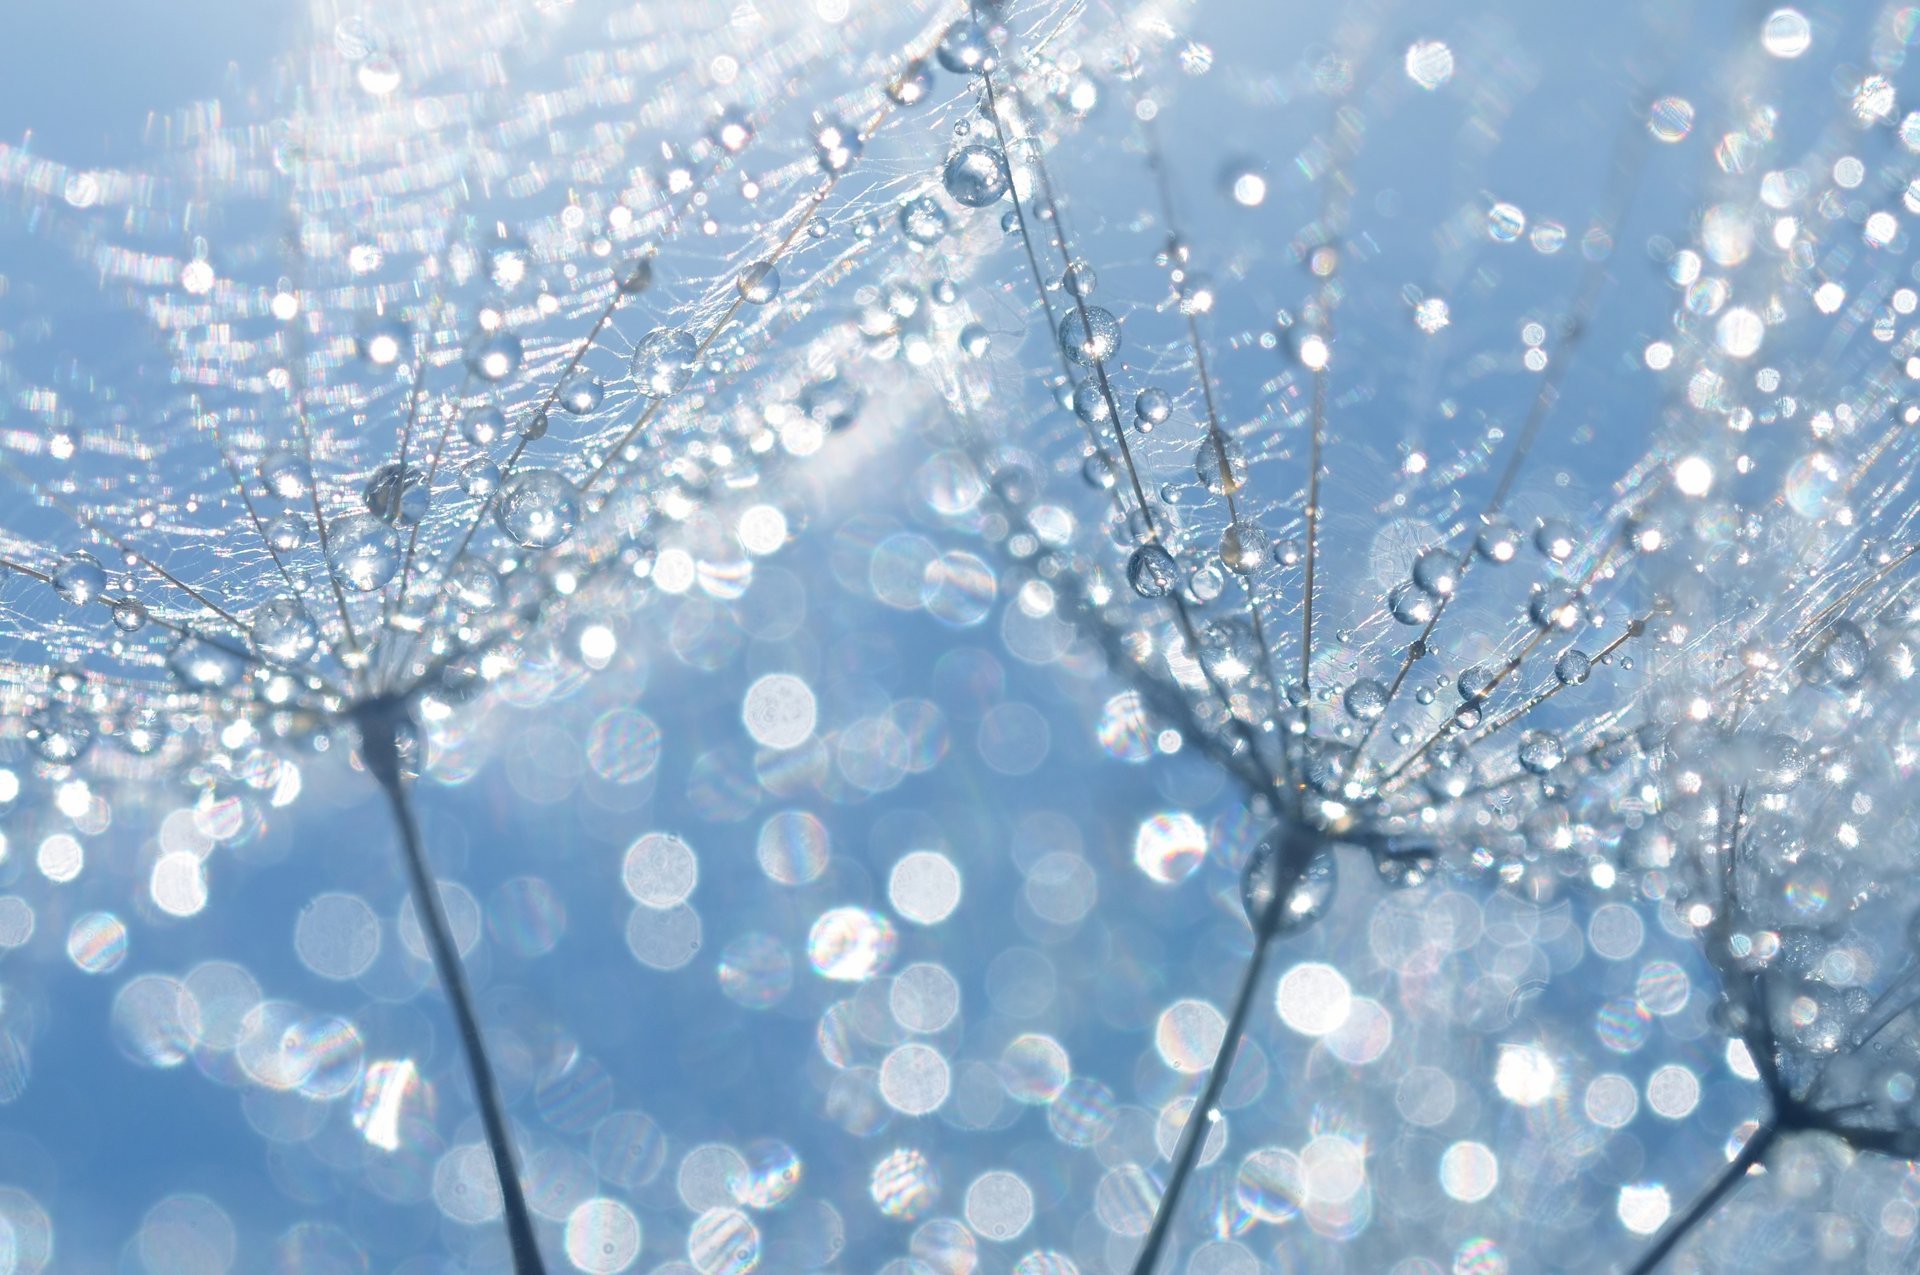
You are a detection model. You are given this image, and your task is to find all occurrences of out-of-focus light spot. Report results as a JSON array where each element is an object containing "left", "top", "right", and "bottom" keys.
[
  {"left": 1674, "top": 456, "right": 1713, "bottom": 496},
  {"left": 737, "top": 504, "right": 788, "bottom": 555},
  {"left": 1133, "top": 812, "right": 1206, "bottom": 884},
  {"left": 1404, "top": 39, "right": 1454, "bottom": 90},
  {"left": 757, "top": 810, "right": 830, "bottom": 884},
  {"left": 1439, "top": 1141, "right": 1498, "bottom": 1202},
  {"left": 890, "top": 851, "right": 961, "bottom": 925},
  {"left": 808, "top": 907, "right": 897, "bottom": 981},
  {"left": 1155, "top": 999, "right": 1226, "bottom": 1073},
  {"left": 1646, "top": 1064, "right": 1701, "bottom": 1119},
  {"left": 965, "top": 1170, "right": 1034, "bottom": 1242},
  {"left": 1762, "top": 8, "right": 1811, "bottom": 57},
  {"left": 1585, "top": 1073, "right": 1639, "bottom": 1128},
  {"left": 880, "top": 1043, "right": 950, "bottom": 1115},
  {"left": 38, "top": 834, "right": 82, "bottom": 883},
  {"left": 566, "top": 1197, "right": 642, "bottom": 1273},
  {"left": 1276, "top": 963, "right": 1351, "bottom": 1037},
  {"left": 623, "top": 832, "right": 698, "bottom": 909},
  {"left": 68, "top": 911, "right": 127, "bottom": 973},
  {"left": 354, "top": 1059, "right": 421, "bottom": 1152},
  {"left": 1618, "top": 1183, "right": 1671, "bottom": 1235},
  {"left": 1494, "top": 1043, "right": 1558, "bottom": 1106},
  {"left": 742, "top": 673, "right": 816, "bottom": 750},
  {"left": 151, "top": 851, "right": 209, "bottom": 917}
]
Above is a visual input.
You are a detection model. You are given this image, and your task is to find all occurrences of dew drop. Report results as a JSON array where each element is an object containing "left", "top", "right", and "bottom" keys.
[
  {"left": 558, "top": 373, "right": 605, "bottom": 415},
  {"left": 736, "top": 260, "right": 780, "bottom": 305},
  {"left": 495, "top": 470, "right": 579, "bottom": 549},
  {"left": 327, "top": 515, "right": 402, "bottom": 591},
  {"left": 1242, "top": 834, "right": 1337, "bottom": 935},
  {"left": 1127, "top": 544, "right": 1179, "bottom": 598},
  {"left": 631, "top": 328, "right": 697, "bottom": 399},
  {"left": 943, "top": 144, "right": 1011, "bottom": 207},
  {"left": 899, "top": 195, "right": 950, "bottom": 244},
  {"left": 1344, "top": 679, "right": 1388, "bottom": 721},
  {"left": 1059, "top": 307, "right": 1121, "bottom": 367},
  {"left": 51, "top": 552, "right": 107, "bottom": 606}
]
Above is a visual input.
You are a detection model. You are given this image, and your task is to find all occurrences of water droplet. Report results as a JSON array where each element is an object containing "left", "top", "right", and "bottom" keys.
[
  {"left": 267, "top": 513, "right": 308, "bottom": 554},
  {"left": 1555, "top": 650, "right": 1592, "bottom": 685},
  {"left": 1059, "top": 307, "right": 1121, "bottom": 367},
  {"left": 888, "top": 59, "right": 933, "bottom": 106},
  {"left": 466, "top": 330, "right": 523, "bottom": 382},
  {"left": 110, "top": 598, "right": 148, "bottom": 632},
  {"left": 459, "top": 456, "right": 501, "bottom": 499},
  {"left": 495, "top": 470, "right": 579, "bottom": 549},
  {"left": 251, "top": 597, "right": 318, "bottom": 662},
  {"left": 327, "top": 515, "right": 402, "bottom": 592},
  {"left": 935, "top": 19, "right": 996, "bottom": 75},
  {"left": 1344, "top": 679, "right": 1388, "bottom": 721},
  {"left": 1194, "top": 434, "right": 1247, "bottom": 494},
  {"left": 899, "top": 195, "right": 950, "bottom": 244},
  {"left": 1127, "top": 544, "right": 1179, "bottom": 598},
  {"left": 29, "top": 703, "right": 93, "bottom": 764},
  {"left": 812, "top": 116, "right": 863, "bottom": 171},
  {"left": 1220, "top": 522, "right": 1269, "bottom": 574},
  {"left": 1476, "top": 517, "right": 1521, "bottom": 564},
  {"left": 1389, "top": 582, "right": 1434, "bottom": 625},
  {"left": 364, "top": 462, "right": 428, "bottom": 526},
  {"left": 943, "top": 144, "right": 1010, "bottom": 207},
  {"left": 1242, "top": 834, "right": 1337, "bottom": 935},
  {"left": 736, "top": 260, "right": 780, "bottom": 304},
  {"left": 1534, "top": 519, "right": 1576, "bottom": 562},
  {"left": 1518, "top": 730, "right": 1565, "bottom": 774},
  {"left": 1135, "top": 388, "right": 1171, "bottom": 426},
  {"left": 558, "top": 373, "right": 605, "bottom": 415},
  {"left": 631, "top": 328, "right": 697, "bottom": 398},
  {"left": 1412, "top": 548, "right": 1458, "bottom": 597},
  {"left": 51, "top": 552, "right": 106, "bottom": 606},
  {"left": 262, "top": 451, "right": 312, "bottom": 501}
]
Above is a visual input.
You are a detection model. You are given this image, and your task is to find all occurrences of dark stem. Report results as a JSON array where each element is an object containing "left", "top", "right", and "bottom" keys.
[
  {"left": 1623, "top": 1120, "right": 1778, "bottom": 1275},
  {"left": 357, "top": 699, "right": 548, "bottom": 1275},
  {"left": 1130, "top": 847, "right": 1300, "bottom": 1275}
]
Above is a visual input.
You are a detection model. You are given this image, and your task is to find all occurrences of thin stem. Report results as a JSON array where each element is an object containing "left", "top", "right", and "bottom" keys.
[
  {"left": 1623, "top": 1121, "right": 1777, "bottom": 1275},
  {"left": 357, "top": 701, "right": 546, "bottom": 1275},
  {"left": 1130, "top": 838, "right": 1307, "bottom": 1275}
]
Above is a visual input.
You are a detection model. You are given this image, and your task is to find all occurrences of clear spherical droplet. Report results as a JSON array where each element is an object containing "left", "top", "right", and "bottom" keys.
[
  {"left": 631, "top": 327, "right": 697, "bottom": 399},
  {"left": 495, "top": 470, "right": 579, "bottom": 549},
  {"left": 1127, "top": 544, "right": 1179, "bottom": 598},
  {"left": 327, "top": 514, "right": 403, "bottom": 592},
  {"left": 1242, "top": 833, "right": 1337, "bottom": 935},
  {"left": 51, "top": 552, "right": 107, "bottom": 607},
  {"left": 943, "top": 144, "right": 1011, "bottom": 208}
]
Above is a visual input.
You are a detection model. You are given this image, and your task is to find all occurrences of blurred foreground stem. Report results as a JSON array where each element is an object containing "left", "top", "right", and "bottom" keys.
[
  {"left": 358, "top": 699, "right": 548, "bottom": 1275},
  {"left": 1130, "top": 840, "right": 1302, "bottom": 1275},
  {"left": 1625, "top": 1120, "right": 1778, "bottom": 1275}
]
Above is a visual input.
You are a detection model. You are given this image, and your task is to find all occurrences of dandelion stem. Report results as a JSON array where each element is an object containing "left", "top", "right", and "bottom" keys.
[
  {"left": 1130, "top": 838, "right": 1306, "bottom": 1275},
  {"left": 356, "top": 700, "right": 546, "bottom": 1275},
  {"left": 1623, "top": 1120, "right": 1777, "bottom": 1275}
]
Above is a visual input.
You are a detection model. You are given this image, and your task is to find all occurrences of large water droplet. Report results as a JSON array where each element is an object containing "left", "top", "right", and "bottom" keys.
[
  {"left": 1127, "top": 544, "right": 1179, "bottom": 598},
  {"left": 51, "top": 552, "right": 107, "bottom": 606},
  {"left": 632, "top": 328, "right": 697, "bottom": 399},
  {"left": 1242, "top": 832, "right": 1337, "bottom": 935},
  {"left": 364, "top": 462, "right": 428, "bottom": 527},
  {"left": 495, "top": 470, "right": 579, "bottom": 549},
  {"left": 1059, "top": 307, "right": 1121, "bottom": 367},
  {"left": 942, "top": 144, "right": 1010, "bottom": 207},
  {"left": 327, "top": 514, "right": 403, "bottom": 591}
]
